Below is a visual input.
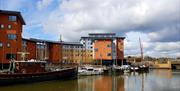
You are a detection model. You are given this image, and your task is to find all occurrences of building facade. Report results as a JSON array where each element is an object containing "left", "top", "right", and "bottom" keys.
[
  {"left": 79, "top": 37, "right": 94, "bottom": 63},
  {"left": 62, "top": 42, "right": 83, "bottom": 64},
  {"left": 0, "top": 10, "right": 25, "bottom": 68},
  {"left": 22, "top": 38, "right": 63, "bottom": 64},
  {"left": 80, "top": 33, "right": 125, "bottom": 65},
  {"left": 0, "top": 10, "right": 125, "bottom": 66}
]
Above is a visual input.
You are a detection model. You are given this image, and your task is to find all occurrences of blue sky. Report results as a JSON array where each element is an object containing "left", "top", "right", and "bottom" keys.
[{"left": 0, "top": 0, "right": 180, "bottom": 58}]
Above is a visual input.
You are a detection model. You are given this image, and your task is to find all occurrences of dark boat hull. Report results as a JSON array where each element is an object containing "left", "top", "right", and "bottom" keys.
[{"left": 0, "top": 67, "right": 77, "bottom": 86}]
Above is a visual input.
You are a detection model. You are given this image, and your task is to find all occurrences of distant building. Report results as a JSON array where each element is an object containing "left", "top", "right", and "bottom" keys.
[
  {"left": 80, "top": 33, "right": 125, "bottom": 65},
  {"left": 153, "top": 59, "right": 172, "bottom": 69},
  {"left": 0, "top": 10, "right": 25, "bottom": 68},
  {"left": 62, "top": 42, "right": 83, "bottom": 64}
]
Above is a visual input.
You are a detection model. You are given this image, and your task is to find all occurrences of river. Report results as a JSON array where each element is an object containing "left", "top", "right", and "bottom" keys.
[{"left": 0, "top": 69, "right": 180, "bottom": 91}]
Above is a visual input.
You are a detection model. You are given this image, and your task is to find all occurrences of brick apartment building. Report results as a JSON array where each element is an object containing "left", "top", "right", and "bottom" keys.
[
  {"left": 0, "top": 10, "right": 25, "bottom": 68},
  {"left": 0, "top": 10, "right": 63, "bottom": 69},
  {"left": 22, "top": 38, "right": 63, "bottom": 64},
  {"left": 80, "top": 33, "right": 125, "bottom": 65}
]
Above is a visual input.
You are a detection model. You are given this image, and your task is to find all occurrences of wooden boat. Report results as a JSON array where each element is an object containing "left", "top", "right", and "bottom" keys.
[{"left": 0, "top": 60, "right": 77, "bottom": 86}]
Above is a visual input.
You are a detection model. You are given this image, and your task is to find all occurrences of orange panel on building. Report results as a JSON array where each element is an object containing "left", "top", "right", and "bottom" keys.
[{"left": 94, "top": 39, "right": 112, "bottom": 60}]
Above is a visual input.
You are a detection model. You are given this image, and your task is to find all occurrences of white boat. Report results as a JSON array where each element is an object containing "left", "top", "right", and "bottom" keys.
[
  {"left": 130, "top": 66, "right": 139, "bottom": 71},
  {"left": 78, "top": 66, "right": 104, "bottom": 76},
  {"left": 121, "top": 65, "right": 131, "bottom": 73},
  {"left": 111, "top": 64, "right": 123, "bottom": 73}
]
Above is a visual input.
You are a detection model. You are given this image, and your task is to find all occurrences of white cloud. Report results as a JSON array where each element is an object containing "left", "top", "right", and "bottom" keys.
[
  {"left": 148, "top": 24, "right": 180, "bottom": 42},
  {"left": 42, "top": 0, "right": 179, "bottom": 41},
  {"left": 154, "top": 42, "right": 180, "bottom": 52},
  {"left": 144, "top": 42, "right": 180, "bottom": 58},
  {"left": 124, "top": 31, "right": 180, "bottom": 58},
  {"left": 124, "top": 31, "right": 151, "bottom": 56},
  {"left": 40, "top": 0, "right": 180, "bottom": 57},
  {"left": 37, "top": 0, "right": 53, "bottom": 10}
]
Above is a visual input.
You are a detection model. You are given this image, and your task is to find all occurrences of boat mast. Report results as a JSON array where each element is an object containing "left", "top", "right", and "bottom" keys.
[{"left": 139, "top": 37, "right": 143, "bottom": 61}]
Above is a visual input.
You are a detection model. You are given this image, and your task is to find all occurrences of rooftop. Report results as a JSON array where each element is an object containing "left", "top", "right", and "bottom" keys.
[
  {"left": 0, "top": 10, "right": 26, "bottom": 25},
  {"left": 89, "top": 33, "right": 116, "bottom": 35},
  {"left": 23, "top": 38, "right": 83, "bottom": 45},
  {"left": 23, "top": 38, "right": 61, "bottom": 44},
  {"left": 62, "top": 42, "right": 83, "bottom": 46},
  {"left": 81, "top": 36, "right": 125, "bottom": 39}
]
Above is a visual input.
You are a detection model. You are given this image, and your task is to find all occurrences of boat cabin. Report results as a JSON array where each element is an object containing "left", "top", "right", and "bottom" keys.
[{"left": 12, "top": 61, "right": 47, "bottom": 74}]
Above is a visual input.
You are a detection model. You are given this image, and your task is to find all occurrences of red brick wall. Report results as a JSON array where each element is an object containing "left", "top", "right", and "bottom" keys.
[
  {"left": 26, "top": 41, "right": 36, "bottom": 60},
  {"left": 49, "top": 43, "right": 62, "bottom": 63},
  {"left": 116, "top": 38, "right": 124, "bottom": 60},
  {"left": 0, "top": 14, "right": 23, "bottom": 63}
]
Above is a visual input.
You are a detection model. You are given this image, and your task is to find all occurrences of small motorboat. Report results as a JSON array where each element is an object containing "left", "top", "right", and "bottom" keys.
[
  {"left": 121, "top": 65, "right": 131, "bottom": 73},
  {"left": 78, "top": 65, "right": 103, "bottom": 76},
  {"left": 130, "top": 65, "right": 140, "bottom": 72},
  {"left": 139, "top": 65, "right": 149, "bottom": 71}
]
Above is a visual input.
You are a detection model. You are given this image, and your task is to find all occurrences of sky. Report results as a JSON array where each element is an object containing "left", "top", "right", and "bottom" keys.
[{"left": 0, "top": 0, "right": 180, "bottom": 58}]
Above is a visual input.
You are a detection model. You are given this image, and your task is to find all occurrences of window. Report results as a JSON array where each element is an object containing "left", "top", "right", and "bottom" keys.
[
  {"left": 8, "top": 16, "right": 17, "bottom": 21},
  {"left": 95, "top": 48, "right": 98, "bottom": 52},
  {"left": 6, "top": 54, "right": 16, "bottom": 60},
  {"left": 40, "top": 45, "right": 45, "bottom": 49},
  {"left": 22, "top": 41, "right": 27, "bottom": 47},
  {"left": 8, "top": 25, "right": 12, "bottom": 29},
  {"left": 7, "top": 43, "right": 10, "bottom": 48},
  {"left": 107, "top": 44, "right": 111, "bottom": 47},
  {"left": 7, "top": 34, "right": 16, "bottom": 40},
  {"left": 107, "top": 53, "right": 111, "bottom": 56},
  {"left": 0, "top": 42, "right": 2, "bottom": 48},
  {"left": 0, "top": 24, "right": 4, "bottom": 29}
]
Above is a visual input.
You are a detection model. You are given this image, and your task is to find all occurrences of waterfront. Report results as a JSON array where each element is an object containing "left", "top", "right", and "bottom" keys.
[{"left": 0, "top": 69, "right": 180, "bottom": 91}]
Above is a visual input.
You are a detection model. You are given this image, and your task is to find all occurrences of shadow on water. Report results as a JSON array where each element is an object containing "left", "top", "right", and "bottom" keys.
[
  {"left": 0, "top": 80, "right": 79, "bottom": 91},
  {"left": 0, "top": 69, "right": 180, "bottom": 91}
]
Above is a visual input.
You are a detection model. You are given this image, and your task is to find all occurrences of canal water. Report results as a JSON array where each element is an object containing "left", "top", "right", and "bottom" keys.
[{"left": 0, "top": 69, "right": 180, "bottom": 91}]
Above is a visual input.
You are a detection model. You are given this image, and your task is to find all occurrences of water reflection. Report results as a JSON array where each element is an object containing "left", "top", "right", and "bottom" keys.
[
  {"left": 0, "top": 69, "right": 180, "bottom": 91},
  {"left": 78, "top": 75, "right": 125, "bottom": 91}
]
